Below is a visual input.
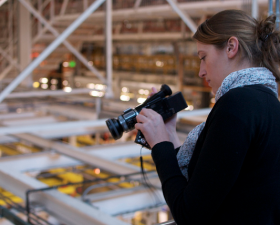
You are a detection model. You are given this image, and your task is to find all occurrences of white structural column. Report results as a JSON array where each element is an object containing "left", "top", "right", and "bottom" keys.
[
  {"left": 18, "top": 1, "right": 33, "bottom": 88},
  {"left": 251, "top": 0, "right": 258, "bottom": 19},
  {"left": 0, "top": 0, "right": 106, "bottom": 103},
  {"left": 269, "top": 0, "right": 274, "bottom": 15},
  {"left": 166, "top": 0, "right": 197, "bottom": 33},
  {"left": 134, "top": 0, "right": 142, "bottom": 9},
  {"left": 105, "top": 0, "right": 114, "bottom": 98},
  {"left": 18, "top": 0, "right": 106, "bottom": 84}
]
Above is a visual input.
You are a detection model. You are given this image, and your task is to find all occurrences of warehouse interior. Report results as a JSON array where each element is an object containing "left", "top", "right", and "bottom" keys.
[{"left": 0, "top": 0, "right": 273, "bottom": 224}]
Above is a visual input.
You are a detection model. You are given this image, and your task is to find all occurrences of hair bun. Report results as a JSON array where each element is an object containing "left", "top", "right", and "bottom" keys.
[{"left": 257, "top": 14, "right": 276, "bottom": 42}]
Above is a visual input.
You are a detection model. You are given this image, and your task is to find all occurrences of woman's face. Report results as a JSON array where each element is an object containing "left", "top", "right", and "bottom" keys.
[{"left": 196, "top": 41, "right": 229, "bottom": 94}]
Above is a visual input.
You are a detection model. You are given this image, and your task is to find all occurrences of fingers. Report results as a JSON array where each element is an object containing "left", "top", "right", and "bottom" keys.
[
  {"left": 151, "top": 87, "right": 157, "bottom": 94},
  {"left": 139, "top": 108, "right": 158, "bottom": 118},
  {"left": 148, "top": 87, "right": 158, "bottom": 98},
  {"left": 136, "top": 108, "right": 161, "bottom": 132},
  {"left": 134, "top": 122, "right": 143, "bottom": 131},
  {"left": 136, "top": 114, "right": 148, "bottom": 123}
]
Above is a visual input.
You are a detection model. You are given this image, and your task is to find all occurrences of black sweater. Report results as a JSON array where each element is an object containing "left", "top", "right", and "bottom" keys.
[{"left": 152, "top": 85, "right": 280, "bottom": 225}]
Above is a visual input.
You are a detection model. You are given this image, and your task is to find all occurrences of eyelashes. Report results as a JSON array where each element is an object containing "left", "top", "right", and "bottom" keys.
[{"left": 200, "top": 56, "right": 206, "bottom": 61}]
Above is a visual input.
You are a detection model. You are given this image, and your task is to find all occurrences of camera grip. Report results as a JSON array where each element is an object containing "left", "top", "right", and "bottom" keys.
[{"left": 135, "top": 130, "right": 151, "bottom": 149}]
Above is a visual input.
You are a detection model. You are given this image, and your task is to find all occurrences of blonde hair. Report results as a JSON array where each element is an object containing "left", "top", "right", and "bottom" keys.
[{"left": 193, "top": 10, "right": 280, "bottom": 81}]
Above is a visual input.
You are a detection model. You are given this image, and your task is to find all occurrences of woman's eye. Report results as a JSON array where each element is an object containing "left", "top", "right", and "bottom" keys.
[{"left": 200, "top": 56, "right": 206, "bottom": 61}]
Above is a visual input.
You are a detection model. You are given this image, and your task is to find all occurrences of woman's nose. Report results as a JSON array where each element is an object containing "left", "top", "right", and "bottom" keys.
[{"left": 198, "top": 69, "right": 206, "bottom": 78}]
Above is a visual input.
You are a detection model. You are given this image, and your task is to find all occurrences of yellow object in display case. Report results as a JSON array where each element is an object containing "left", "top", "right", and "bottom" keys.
[
  {"left": 125, "top": 155, "right": 156, "bottom": 171},
  {"left": 0, "top": 145, "right": 20, "bottom": 156},
  {"left": 58, "top": 186, "right": 76, "bottom": 195},
  {"left": 77, "top": 135, "right": 95, "bottom": 146},
  {"left": 0, "top": 188, "right": 23, "bottom": 206},
  {"left": 38, "top": 178, "right": 64, "bottom": 186}
]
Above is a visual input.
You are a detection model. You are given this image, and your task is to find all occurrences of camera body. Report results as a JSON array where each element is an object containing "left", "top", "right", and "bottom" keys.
[{"left": 106, "top": 84, "right": 188, "bottom": 149}]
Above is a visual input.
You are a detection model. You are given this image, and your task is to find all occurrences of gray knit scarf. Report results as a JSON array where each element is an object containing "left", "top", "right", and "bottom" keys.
[{"left": 177, "top": 67, "right": 278, "bottom": 181}]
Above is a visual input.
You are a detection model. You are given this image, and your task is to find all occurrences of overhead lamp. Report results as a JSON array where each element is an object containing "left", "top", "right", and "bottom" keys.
[
  {"left": 41, "top": 84, "right": 48, "bottom": 89},
  {"left": 122, "top": 87, "right": 128, "bottom": 93},
  {"left": 33, "top": 82, "right": 40, "bottom": 88},
  {"left": 90, "top": 91, "right": 104, "bottom": 97},
  {"left": 87, "top": 83, "right": 95, "bottom": 89},
  {"left": 40, "top": 77, "right": 48, "bottom": 84},
  {"left": 63, "top": 87, "right": 72, "bottom": 93},
  {"left": 51, "top": 79, "right": 58, "bottom": 85},
  {"left": 120, "top": 95, "right": 130, "bottom": 101}
]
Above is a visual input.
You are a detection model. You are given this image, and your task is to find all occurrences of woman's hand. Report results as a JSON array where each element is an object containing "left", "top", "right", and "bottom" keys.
[
  {"left": 135, "top": 108, "right": 170, "bottom": 148},
  {"left": 135, "top": 87, "right": 181, "bottom": 149},
  {"left": 147, "top": 87, "right": 177, "bottom": 134}
]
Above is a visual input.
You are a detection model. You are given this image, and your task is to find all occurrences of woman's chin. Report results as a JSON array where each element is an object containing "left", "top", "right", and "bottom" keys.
[{"left": 211, "top": 89, "right": 216, "bottom": 95}]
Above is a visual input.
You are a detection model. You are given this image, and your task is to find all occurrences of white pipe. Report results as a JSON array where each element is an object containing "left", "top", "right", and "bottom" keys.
[
  {"left": 0, "top": 0, "right": 106, "bottom": 103},
  {"left": 166, "top": 0, "right": 197, "bottom": 33},
  {"left": 134, "top": 0, "right": 142, "bottom": 8},
  {"left": 105, "top": 0, "right": 114, "bottom": 98},
  {"left": 19, "top": 0, "right": 106, "bottom": 83},
  {"left": 269, "top": 0, "right": 274, "bottom": 16},
  {"left": 251, "top": 0, "right": 258, "bottom": 19},
  {"left": 5, "top": 88, "right": 96, "bottom": 99},
  {"left": 0, "top": 119, "right": 107, "bottom": 135}
]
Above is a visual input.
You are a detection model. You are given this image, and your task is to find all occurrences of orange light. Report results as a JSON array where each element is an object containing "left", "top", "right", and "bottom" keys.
[
  {"left": 31, "top": 52, "right": 39, "bottom": 58},
  {"left": 94, "top": 168, "right": 100, "bottom": 174}
]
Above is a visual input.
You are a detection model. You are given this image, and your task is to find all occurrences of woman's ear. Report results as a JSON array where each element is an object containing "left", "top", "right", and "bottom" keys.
[{"left": 226, "top": 36, "right": 239, "bottom": 59}]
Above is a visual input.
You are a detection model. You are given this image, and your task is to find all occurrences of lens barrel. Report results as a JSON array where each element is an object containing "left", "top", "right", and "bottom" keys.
[
  {"left": 160, "top": 84, "right": 172, "bottom": 96},
  {"left": 105, "top": 118, "right": 123, "bottom": 140}
]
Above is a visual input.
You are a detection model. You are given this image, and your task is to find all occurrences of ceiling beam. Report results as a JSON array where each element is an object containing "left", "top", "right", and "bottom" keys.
[{"left": 166, "top": 0, "right": 197, "bottom": 33}]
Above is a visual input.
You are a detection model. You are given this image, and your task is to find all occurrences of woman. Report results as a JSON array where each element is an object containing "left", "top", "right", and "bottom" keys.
[{"left": 135, "top": 10, "right": 280, "bottom": 225}]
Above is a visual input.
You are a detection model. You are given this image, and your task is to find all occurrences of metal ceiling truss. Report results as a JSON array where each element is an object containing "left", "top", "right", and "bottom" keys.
[
  {"left": 0, "top": 0, "right": 107, "bottom": 103},
  {"left": 19, "top": 0, "right": 106, "bottom": 84}
]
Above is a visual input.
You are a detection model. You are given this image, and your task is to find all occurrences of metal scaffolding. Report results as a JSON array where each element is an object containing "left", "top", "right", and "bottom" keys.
[{"left": 0, "top": 0, "right": 106, "bottom": 103}]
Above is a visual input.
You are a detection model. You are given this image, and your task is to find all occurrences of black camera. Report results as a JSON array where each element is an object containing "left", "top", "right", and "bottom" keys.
[{"left": 106, "top": 84, "right": 188, "bottom": 149}]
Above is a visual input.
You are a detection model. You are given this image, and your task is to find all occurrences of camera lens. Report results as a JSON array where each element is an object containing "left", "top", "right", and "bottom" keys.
[
  {"left": 106, "top": 118, "right": 123, "bottom": 140},
  {"left": 160, "top": 84, "right": 172, "bottom": 96}
]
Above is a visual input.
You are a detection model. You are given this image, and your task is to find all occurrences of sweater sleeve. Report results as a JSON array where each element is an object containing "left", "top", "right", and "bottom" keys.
[{"left": 151, "top": 91, "right": 253, "bottom": 225}]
